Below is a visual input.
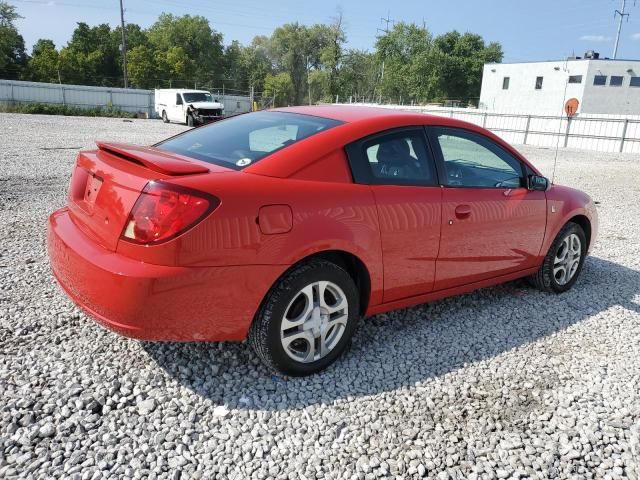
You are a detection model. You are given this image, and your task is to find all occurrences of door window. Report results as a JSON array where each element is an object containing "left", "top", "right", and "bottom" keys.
[
  {"left": 347, "top": 130, "right": 437, "bottom": 186},
  {"left": 176, "top": 94, "right": 183, "bottom": 105},
  {"left": 432, "top": 128, "right": 523, "bottom": 188}
]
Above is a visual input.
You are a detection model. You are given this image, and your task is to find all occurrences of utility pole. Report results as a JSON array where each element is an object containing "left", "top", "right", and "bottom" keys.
[
  {"left": 307, "top": 55, "right": 312, "bottom": 105},
  {"left": 378, "top": 11, "right": 394, "bottom": 35},
  {"left": 613, "top": 0, "right": 634, "bottom": 59},
  {"left": 376, "top": 12, "right": 394, "bottom": 105},
  {"left": 119, "top": 0, "right": 128, "bottom": 88}
]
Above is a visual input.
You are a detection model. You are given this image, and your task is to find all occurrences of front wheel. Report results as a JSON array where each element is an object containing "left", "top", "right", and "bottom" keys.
[
  {"left": 186, "top": 114, "right": 194, "bottom": 127},
  {"left": 249, "top": 260, "right": 360, "bottom": 376},
  {"left": 530, "top": 222, "right": 587, "bottom": 293}
]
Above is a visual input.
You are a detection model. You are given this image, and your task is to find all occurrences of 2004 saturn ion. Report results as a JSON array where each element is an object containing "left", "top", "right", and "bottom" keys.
[{"left": 48, "top": 106, "right": 598, "bottom": 375}]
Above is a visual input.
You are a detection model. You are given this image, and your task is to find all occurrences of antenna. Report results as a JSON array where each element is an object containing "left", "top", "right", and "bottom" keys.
[
  {"left": 613, "top": 0, "right": 636, "bottom": 59},
  {"left": 551, "top": 61, "right": 570, "bottom": 184}
]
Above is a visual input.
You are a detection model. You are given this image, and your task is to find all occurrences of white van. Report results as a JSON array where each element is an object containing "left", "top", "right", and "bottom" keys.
[{"left": 154, "top": 89, "right": 225, "bottom": 126}]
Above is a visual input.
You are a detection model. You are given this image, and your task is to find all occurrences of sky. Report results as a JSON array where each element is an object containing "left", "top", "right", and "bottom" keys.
[{"left": 11, "top": 0, "right": 640, "bottom": 62}]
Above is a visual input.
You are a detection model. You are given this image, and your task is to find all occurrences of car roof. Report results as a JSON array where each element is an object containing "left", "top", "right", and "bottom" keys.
[
  {"left": 248, "top": 105, "right": 542, "bottom": 178},
  {"left": 272, "top": 105, "right": 435, "bottom": 124}
]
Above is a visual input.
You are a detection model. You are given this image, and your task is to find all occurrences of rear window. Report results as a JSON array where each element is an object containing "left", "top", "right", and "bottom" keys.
[{"left": 157, "top": 111, "right": 342, "bottom": 169}]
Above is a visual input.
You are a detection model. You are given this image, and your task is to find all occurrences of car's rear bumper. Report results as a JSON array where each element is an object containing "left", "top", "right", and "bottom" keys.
[{"left": 48, "top": 208, "right": 285, "bottom": 341}]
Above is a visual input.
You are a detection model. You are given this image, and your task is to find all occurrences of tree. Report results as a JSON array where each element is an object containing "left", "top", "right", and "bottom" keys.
[
  {"left": 127, "top": 45, "right": 156, "bottom": 88},
  {"left": 433, "top": 31, "right": 503, "bottom": 104},
  {"left": 147, "top": 14, "right": 224, "bottom": 86},
  {"left": 57, "top": 22, "right": 120, "bottom": 85},
  {"left": 270, "top": 23, "right": 310, "bottom": 105},
  {"left": 28, "top": 39, "right": 59, "bottom": 82},
  {"left": 223, "top": 40, "right": 246, "bottom": 91},
  {"left": 318, "top": 11, "right": 346, "bottom": 100},
  {"left": 336, "top": 49, "right": 377, "bottom": 102},
  {"left": 0, "top": 1, "right": 28, "bottom": 79},
  {"left": 263, "top": 72, "right": 294, "bottom": 106},
  {"left": 241, "top": 36, "right": 274, "bottom": 93},
  {"left": 375, "top": 22, "right": 436, "bottom": 103}
]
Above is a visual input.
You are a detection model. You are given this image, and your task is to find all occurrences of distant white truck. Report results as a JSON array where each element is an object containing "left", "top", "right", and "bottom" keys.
[{"left": 154, "top": 89, "right": 225, "bottom": 126}]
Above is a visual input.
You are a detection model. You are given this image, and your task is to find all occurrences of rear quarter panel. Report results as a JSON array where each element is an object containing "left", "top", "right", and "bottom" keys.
[{"left": 117, "top": 172, "right": 385, "bottom": 307}]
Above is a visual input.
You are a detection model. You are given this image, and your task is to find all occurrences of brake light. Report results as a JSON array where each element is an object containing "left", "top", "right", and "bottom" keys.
[{"left": 121, "top": 182, "right": 219, "bottom": 244}]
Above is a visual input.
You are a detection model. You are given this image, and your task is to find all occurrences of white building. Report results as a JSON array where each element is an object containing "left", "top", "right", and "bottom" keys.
[{"left": 479, "top": 54, "right": 640, "bottom": 116}]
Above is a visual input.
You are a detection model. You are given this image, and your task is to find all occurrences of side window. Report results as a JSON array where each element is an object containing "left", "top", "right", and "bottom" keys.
[
  {"left": 353, "top": 130, "right": 436, "bottom": 186},
  {"left": 432, "top": 128, "right": 523, "bottom": 188},
  {"left": 176, "top": 94, "right": 183, "bottom": 105}
]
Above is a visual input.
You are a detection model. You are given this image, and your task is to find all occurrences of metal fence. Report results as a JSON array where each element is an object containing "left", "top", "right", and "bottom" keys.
[
  {"left": 0, "top": 79, "right": 154, "bottom": 116},
  {"left": 0, "top": 79, "right": 254, "bottom": 118},
  {"left": 345, "top": 104, "right": 640, "bottom": 154}
]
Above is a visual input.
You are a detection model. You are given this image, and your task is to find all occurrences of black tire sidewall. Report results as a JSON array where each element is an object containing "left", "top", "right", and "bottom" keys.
[
  {"left": 161, "top": 110, "right": 168, "bottom": 123},
  {"left": 256, "top": 261, "right": 360, "bottom": 376},
  {"left": 546, "top": 223, "right": 587, "bottom": 293}
]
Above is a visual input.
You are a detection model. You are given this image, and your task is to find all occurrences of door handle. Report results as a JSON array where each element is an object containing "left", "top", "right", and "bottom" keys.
[{"left": 454, "top": 204, "right": 471, "bottom": 219}]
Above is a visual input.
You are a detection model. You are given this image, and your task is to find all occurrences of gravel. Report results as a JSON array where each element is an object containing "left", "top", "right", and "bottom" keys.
[{"left": 1, "top": 113, "right": 639, "bottom": 479}]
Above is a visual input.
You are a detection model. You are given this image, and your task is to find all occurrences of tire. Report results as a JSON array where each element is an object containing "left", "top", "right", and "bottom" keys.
[
  {"left": 161, "top": 110, "right": 169, "bottom": 123},
  {"left": 529, "top": 222, "right": 587, "bottom": 293},
  {"left": 249, "top": 259, "right": 360, "bottom": 376},
  {"left": 186, "top": 114, "right": 194, "bottom": 127}
]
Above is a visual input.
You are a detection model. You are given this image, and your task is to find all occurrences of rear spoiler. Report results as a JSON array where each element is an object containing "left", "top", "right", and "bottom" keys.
[{"left": 96, "top": 142, "right": 209, "bottom": 176}]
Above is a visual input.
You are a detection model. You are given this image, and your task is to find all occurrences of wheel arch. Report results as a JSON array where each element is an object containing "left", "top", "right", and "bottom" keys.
[
  {"left": 568, "top": 214, "right": 592, "bottom": 251},
  {"left": 256, "top": 249, "right": 372, "bottom": 319}
]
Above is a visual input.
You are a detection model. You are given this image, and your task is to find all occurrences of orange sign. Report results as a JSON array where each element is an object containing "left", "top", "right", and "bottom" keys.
[{"left": 564, "top": 98, "right": 579, "bottom": 118}]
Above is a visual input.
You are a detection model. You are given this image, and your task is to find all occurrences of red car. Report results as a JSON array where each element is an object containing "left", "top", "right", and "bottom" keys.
[{"left": 48, "top": 106, "right": 598, "bottom": 375}]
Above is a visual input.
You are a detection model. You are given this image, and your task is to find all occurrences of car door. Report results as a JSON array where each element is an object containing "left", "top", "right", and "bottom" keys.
[
  {"left": 427, "top": 127, "right": 547, "bottom": 291},
  {"left": 170, "top": 93, "right": 185, "bottom": 122},
  {"left": 346, "top": 128, "right": 442, "bottom": 303}
]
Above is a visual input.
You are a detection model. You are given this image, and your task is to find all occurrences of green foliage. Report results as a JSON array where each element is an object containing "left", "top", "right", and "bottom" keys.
[
  {"left": 263, "top": 72, "right": 294, "bottom": 106},
  {"left": 147, "top": 13, "right": 223, "bottom": 87},
  {"left": 0, "top": 102, "right": 136, "bottom": 117},
  {"left": 28, "top": 39, "right": 59, "bottom": 82},
  {"left": 0, "top": 1, "right": 27, "bottom": 79},
  {"left": 374, "top": 23, "right": 504, "bottom": 104},
  {"left": 5, "top": 5, "right": 503, "bottom": 106}
]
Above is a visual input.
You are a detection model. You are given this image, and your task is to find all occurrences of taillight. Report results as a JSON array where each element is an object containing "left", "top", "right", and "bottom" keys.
[{"left": 121, "top": 182, "right": 219, "bottom": 245}]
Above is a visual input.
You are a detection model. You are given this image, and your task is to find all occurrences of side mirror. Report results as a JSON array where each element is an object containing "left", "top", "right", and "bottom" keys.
[{"left": 527, "top": 174, "right": 549, "bottom": 191}]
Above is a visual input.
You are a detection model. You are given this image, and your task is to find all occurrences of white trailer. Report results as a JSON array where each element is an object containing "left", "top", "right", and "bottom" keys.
[{"left": 154, "top": 89, "right": 225, "bottom": 126}]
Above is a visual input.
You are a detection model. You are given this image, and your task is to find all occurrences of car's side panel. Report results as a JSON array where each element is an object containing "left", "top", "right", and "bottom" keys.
[
  {"left": 115, "top": 169, "right": 386, "bottom": 308},
  {"left": 371, "top": 186, "right": 442, "bottom": 302},
  {"left": 540, "top": 184, "right": 599, "bottom": 256},
  {"left": 435, "top": 187, "right": 547, "bottom": 290},
  {"left": 365, "top": 265, "right": 540, "bottom": 318}
]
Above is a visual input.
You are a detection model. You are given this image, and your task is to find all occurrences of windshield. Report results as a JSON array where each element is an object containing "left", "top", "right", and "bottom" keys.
[
  {"left": 156, "top": 111, "right": 343, "bottom": 170},
  {"left": 182, "top": 92, "right": 213, "bottom": 103}
]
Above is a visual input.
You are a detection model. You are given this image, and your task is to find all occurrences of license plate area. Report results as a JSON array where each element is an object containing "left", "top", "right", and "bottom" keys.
[{"left": 84, "top": 174, "right": 103, "bottom": 207}]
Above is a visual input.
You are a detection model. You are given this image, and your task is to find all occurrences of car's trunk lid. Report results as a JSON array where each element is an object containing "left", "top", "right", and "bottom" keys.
[{"left": 66, "top": 142, "right": 225, "bottom": 251}]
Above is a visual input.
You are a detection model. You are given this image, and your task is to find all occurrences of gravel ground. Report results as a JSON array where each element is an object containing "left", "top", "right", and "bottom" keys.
[{"left": 1, "top": 113, "right": 639, "bottom": 480}]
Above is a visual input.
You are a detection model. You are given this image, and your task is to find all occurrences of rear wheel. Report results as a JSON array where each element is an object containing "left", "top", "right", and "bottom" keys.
[
  {"left": 530, "top": 222, "right": 586, "bottom": 293},
  {"left": 249, "top": 259, "right": 360, "bottom": 376},
  {"left": 161, "top": 110, "right": 169, "bottom": 123}
]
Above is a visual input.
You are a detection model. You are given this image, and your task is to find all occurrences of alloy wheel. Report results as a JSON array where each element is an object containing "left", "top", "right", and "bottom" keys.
[
  {"left": 553, "top": 233, "right": 582, "bottom": 285},
  {"left": 280, "top": 281, "right": 349, "bottom": 363}
]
